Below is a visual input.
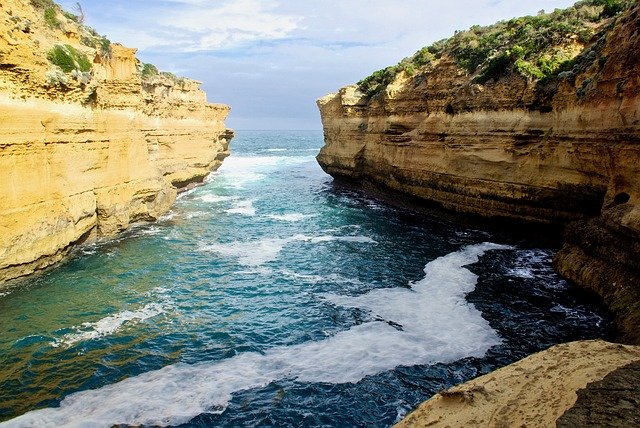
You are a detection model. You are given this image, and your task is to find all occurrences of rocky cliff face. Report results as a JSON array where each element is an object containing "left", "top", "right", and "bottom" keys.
[
  {"left": 396, "top": 340, "right": 640, "bottom": 427},
  {"left": 0, "top": 0, "right": 233, "bottom": 284},
  {"left": 317, "top": 2, "right": 640, "bottom": 341}
]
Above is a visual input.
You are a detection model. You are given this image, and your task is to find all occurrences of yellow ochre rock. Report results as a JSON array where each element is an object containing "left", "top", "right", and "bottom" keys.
[
  {"left": 396, "top": 340, "right": 640, "bottom": 428},
  {"left": 0, "top": 0, "right": 233, "bottom": 284},
  {"left": 317, "top": 3, "right": 640, "bottom": 343}
]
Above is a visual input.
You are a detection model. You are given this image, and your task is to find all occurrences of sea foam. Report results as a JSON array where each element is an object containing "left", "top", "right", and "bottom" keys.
[
  {"left": 2, "top": 243, "right": 507, "bottom": 428},
  {"left": 200, "top": 234, "right": 377, "bottom": 266}
]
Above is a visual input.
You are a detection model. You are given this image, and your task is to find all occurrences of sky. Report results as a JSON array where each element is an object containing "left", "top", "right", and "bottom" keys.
[{"left": 56, "top": 0, "right": 578, "bottom": 130}]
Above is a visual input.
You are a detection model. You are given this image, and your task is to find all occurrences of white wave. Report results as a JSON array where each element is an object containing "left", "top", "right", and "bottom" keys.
[
  {"left": 176, "top": 186, "right": 200, "bottom": 199},
  {"left": 196, "top": 194, "right": 238, "bottom": 203},
  {"left": 158, "top": 211, "right": 177, "bottom": 221},
  {"left": 281, "top": 270, "right": 365, "bottom": 286},
  {"left": 506, "top": 249, "right": 554, "bottom": 280},
  {"left": 50, "top": 302, "right": 167, "bottom": 348},
  {"left": 265, "top": 148, "right": 288, "bottom": 152},
  {"left": 183, "top": 211, "right": 209, "bottom": 220},
  {"left": 3, "top": 243, "right": 508, "bottom": 428},
  {"left": 200, "top": 234, "right": 376, "bottom": 267},
  {"left": 308, "top": 235, "right": 377, "bottom": 244},
  {"left": 266, "top": 213, "right": 316, "bottom": 222},
  {"left": 225, "top": 199, "right": 256, "bottom": 216},
  {"left": 201, "top": 237, "right": 291, "bottom": 266}
]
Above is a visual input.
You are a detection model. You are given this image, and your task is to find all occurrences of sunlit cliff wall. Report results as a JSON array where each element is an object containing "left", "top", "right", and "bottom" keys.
[{"left": 0, "top": 0, "right": 233, "bottom": 283}]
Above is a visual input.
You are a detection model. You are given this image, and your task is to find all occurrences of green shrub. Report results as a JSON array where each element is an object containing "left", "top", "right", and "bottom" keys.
[
  {"left": 29, "top": 0, "right": 56, "bottom": 9},
  {"left": 62, "top": 11, "right": 79, "bottom": 23},
  {"left": 47, "top": 44, "right": 92, "bottom": 73},
  {"left": 356, "top": 0, "right": 635, "bottom": 95},
  {"left": 141, "top": 63, "right": 159, "bottom": 79},
  {"left": 44, "top": 7, "right": 60, "bottom": 28},
  {"left": 98, "top": 36, "right": 112, "bottom": 59},
  {"left": 592, "top": 0, "right": 632, "bottom": 17}
]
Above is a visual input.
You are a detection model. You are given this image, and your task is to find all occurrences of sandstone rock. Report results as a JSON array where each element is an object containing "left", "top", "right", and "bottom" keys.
[
  {"left": 317, "top": 3, "right": 640, "bottom": 342},
  {"left": 0, "top": 0, "right": 233, "bottom": 284},
  {"left": 395, "top": 340, "right": 640, "bottom": 428}
]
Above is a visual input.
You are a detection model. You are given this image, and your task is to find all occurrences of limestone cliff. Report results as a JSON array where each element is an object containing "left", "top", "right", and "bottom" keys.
[
  {"left": 0, "top": 0, "right": 233, "bottom": 284},
  {"left": 317, "top": 1, "right": 640, "bottom": 342},
  {"left": 396, "top": 340, "right": 640, "bottom": 428}
]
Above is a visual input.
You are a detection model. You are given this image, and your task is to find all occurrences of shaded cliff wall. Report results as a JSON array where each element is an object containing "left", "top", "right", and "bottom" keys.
[
  {"left": 0, "top": 0, "right": 233, "bottom": 283},
  {"left": 317, "top": 5, "right": 640, "bottom": 341}
]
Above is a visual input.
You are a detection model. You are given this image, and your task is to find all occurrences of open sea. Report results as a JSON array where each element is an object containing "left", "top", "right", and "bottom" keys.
[{"left": 0, "top": 130, "right": 611, "bottom": 427}]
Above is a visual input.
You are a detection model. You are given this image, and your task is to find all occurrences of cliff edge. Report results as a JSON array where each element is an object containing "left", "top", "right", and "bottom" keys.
[
  {"left": 0, "top": 0, "right": 233, "bottom": 284},
  {"left": 316, "top": 0, "right": 640, "bottom": 342},
  {"left": 395, "top": 340, "right": 640, "bottom": 428}
]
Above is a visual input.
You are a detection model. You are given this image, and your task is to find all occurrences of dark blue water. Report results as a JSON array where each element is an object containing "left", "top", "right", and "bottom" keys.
[{"left": 0, "top": 130, "right": 610, "bottom": 427}]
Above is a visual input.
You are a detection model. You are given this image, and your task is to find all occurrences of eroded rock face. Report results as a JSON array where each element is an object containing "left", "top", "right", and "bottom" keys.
[
  {"left": 317, "top": 4, "right": 640, "bottom": 341},
  {"left": 395, "top": 340, "right": 640, "bottom": 428},
  {"left": 0, "top": 0, "right": 233, "bottom": 284}
]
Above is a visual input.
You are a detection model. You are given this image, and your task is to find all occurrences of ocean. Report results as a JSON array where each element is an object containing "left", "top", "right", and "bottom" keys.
[{"left": 0, "top": 130, "right": 610, "bottom": 427}]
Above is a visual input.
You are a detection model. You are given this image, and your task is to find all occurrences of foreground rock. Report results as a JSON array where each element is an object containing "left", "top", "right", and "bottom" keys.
[
  {"left": 317, "top": 1, "right": 640, "bottom": 342},
  {"left": 396, "top": 340, "right": 640, "bottom": 428},
  {"left": 0, "top": 0, "right": 233, "bottom": 284}
]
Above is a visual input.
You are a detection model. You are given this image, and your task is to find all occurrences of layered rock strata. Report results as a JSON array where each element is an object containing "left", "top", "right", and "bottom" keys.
[
  {"left": 395, "top": 340, "right": 640, "bottom": 428},
  {"left": 317, "top": 4, "right": 640, "bottom": 341},
  {"left": 0, "top": 0, "right": 233, "bottom": 284}
]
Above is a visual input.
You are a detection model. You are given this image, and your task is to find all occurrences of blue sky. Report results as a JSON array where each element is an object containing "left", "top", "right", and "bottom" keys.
[{"left": 57, "top": 0, "right": 577, "bottom": 130}]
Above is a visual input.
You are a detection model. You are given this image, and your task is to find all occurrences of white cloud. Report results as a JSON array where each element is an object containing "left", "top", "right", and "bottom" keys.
[
  {"left": 157, "top": 0, "right": 301, "bottom": 51},
  {"left": 55, "top": 0, "right": 580, "bottom": 128}
]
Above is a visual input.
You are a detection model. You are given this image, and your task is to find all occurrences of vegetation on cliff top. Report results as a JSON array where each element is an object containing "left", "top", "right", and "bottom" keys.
[
  {"left": 36, "top": 1, "right": 184, "bottom": 86},
  {"left": 357, "top": 0, "right": 634, "bottom": 96}
]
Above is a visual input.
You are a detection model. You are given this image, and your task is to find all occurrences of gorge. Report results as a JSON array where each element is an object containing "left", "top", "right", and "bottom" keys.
[{"left": 0, "top": 0, "right": 638, "bottom": 426}]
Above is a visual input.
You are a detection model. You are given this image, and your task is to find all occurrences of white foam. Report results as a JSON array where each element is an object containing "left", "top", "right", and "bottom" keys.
[
  {"left": 196, "top": 194, "right": 239, "bottom": 203},
  {"left": 281, "top": 270, "right": 366, "bottom": 286},
  {"left": 308, "top": 235, "right": 377, "bottom": 244},
  {"left": 200, "top": 237, "right": 292, "bottom": 266},
  {"left": 225, "top": 199, "right": 256, "bottom": 216},
  {"left": 265, "top": 148, "right": 288, "bottom": 152},
  {"left": 200, "top": 234, "right": 376, "bottom": 266},
  {"left": 3, "top": 243, "right": 508, "bottom": 428},
  {"left": 506, "top": 249, "right": 555, "bottom": 280},
  {"left": 266, "top": 213, "right": 316, "bottom": 222},
  {"left": 183, "top": 211, "right": 209, "bottom": 220},
  {"left": 50, "top": 302, "right": 167, "bottom": 348}
]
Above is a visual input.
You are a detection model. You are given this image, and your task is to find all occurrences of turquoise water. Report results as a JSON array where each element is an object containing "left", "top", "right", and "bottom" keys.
[{"left": 0, "top": 130, "right": 610, "bottom": 427}]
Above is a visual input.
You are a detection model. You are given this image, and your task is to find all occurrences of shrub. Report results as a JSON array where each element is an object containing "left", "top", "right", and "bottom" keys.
[
  {"left": 98, "top": 36, "right": 112, "bottom": 59},
  {"left": 592, "top": 0, "right": 632, "bottom": 17},
  {"left": 141, "top": 63, "right": 159, "bottom": 79},
  {"left": 47, "top": 44, "right": 92, "bottom": 73},
  {"left": 356, "top": 0, "right": 635, "bottom": 96},
  {"left": 44, "top": 7, "right": 60, "bottom": 28},
  {"left": 29, "top": 0, "right": 56, "bottom": 9},
  {"left": 62, "top": 11, "right": 79, "bottom": 23},
  {"left": 45, "top": 69, "right": 68, "bottom": 86}
]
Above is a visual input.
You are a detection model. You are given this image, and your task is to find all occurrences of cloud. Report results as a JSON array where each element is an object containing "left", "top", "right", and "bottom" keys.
[
  {"left": 55, "top": 0, "right": 579, "bottom": 128},
  {"left": 155, "top": 0, "right": 301, "bottom": 51}
]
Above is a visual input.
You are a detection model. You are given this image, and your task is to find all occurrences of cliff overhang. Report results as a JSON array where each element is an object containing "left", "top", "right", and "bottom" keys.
[{"left": 316, "top": 1, "right": 640, "bottom": 343}]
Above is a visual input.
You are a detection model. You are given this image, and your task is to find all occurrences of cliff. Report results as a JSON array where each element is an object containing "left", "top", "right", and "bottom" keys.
[
  {"left": 317, "top": 1, "right": 640, "bottom": 342},
  {"left": 0, "top": 0, "right": 233, "bottom": 284},
  {"left": 395, "top": 340, "right": 640, "bottom": 428}
]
